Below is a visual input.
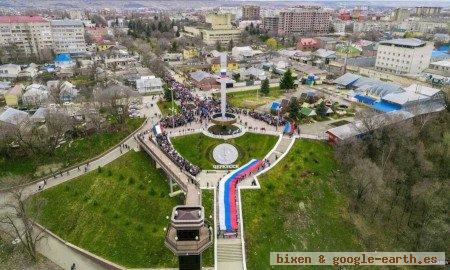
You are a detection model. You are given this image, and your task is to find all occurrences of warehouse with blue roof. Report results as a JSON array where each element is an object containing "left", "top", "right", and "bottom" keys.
[{"left": 333, "top": 73, "right": 444, "bottom": 112}]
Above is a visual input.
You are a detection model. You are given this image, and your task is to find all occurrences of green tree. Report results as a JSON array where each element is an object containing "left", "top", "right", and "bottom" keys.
[
  {"left": 215, "top": 40, "right": 222, "bottom": 52},
  {"left": 260, "top": 78, "right": 270, "bottom": 96},
  {"left": 175, "top": 29, "right": 180, "bottom": 37},
  {"left": 228, "top": 39, "right": 234, "bottom": 51},
  {"left": 170, "top": 40, "right": 178, "bottom": 52},
  {"left": 289, "top": 97, "right": 299, "bottom": 119},
  {"left": 316, "top": 101, "right": 327, "bottom": 116},
  {"left": 280, "top": 69, "right": 295, "bottom": 91},
  {"left": 163, "top": 84, "right": 173, "bottom": 102},
  {"left": 266, "top": 37, "right": 278, "bottom": 50},
  {"left": 232, "top": 73, "right": 241, "bottom": 82}
]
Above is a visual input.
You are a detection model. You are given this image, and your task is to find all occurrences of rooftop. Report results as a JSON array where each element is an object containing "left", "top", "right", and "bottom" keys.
[
  {"left": 379, "top": 38, "right": 426, "bottom": 47},
  {"left": 0, "top": 16, "right": 46, "bottom": 23},
  {"left": 190, "top": 70, "right": 216, "bottom": 82},
  {"left": 299, "top": 38, "right": 317, "bottom": 45},
  {"left": 50, "top": 19, "right": 84, "bottom": 26},
  {"left": 430, "top": 60, "right": 450, "bottom": 68},
  {"left": 0, "top": 108, "right": 28, "bottom": 125},
  {"left": 54, "top": 53, "right": 72, "bottom": 62},
  {"left": 333, "top": 72, "right": 362, "bottom": 86}
]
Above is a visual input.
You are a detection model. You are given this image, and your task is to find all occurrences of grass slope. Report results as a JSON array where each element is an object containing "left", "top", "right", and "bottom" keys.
[
  {"left": 28, "top": 151, "right": 185, "bottom": 268},
  {"left": 242, "top": 140, "right": 361, "bottom": 270},
  {"left": 202, "top": 189, "right": 215, "bottom": 266},
  {"left": 0, "top": 118, "right": 144, "bottom": 185},
  {"left": 170, "top": 133, "right": 278, "bottom": 169}
]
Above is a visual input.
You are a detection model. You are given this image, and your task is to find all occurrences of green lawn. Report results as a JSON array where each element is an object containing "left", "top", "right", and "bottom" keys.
[
  {"left": 0, "top": 118, "right": 144, "bottom": 187},
  {"left": 157, "top": 100, "right": 180, "bottom": 116},
  {"left": 202, "top": 189, "right": 215, "bottom": 266},
  {"left": 223, "top": 87, "right": 283, "bottom": 109},
  {"left": 242, "top": 140, "right": 361, "bottom": 270},
  {"left": 27, "top": 151, "right": 188, "bottom": 268},
  {"left": 170, "top": 133, "right": 278, "bottom": 169},
  {"left": 69, "top": 74, "right": 96, "bottom": 89}
]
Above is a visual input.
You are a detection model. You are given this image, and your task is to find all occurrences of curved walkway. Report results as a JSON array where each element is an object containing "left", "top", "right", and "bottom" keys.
[{"left": 0, "top": 101, "right": 163, "bottom": 270}]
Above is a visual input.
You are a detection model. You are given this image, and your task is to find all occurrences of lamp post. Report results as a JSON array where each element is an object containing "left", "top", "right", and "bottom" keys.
[
  {"left": 170, "top": 87, "right": 176, "bottom": 127},
  {"left": 276, "top": 106, "right": 282, "bottom": 131}
]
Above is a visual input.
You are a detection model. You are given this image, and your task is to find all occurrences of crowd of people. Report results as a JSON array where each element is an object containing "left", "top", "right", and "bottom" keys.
[
  {"left": 154, "top": 75, "right": 287, "bottom": 177},
  {"left": 159, "top": 75, "right": 286, "bottom": 129},
  {"left": 155, "top": 133, "right": 201, "bottom": 176}
]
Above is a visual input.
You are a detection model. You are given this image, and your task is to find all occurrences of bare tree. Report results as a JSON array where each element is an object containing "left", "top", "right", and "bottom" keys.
[
  {"left": 48, "top": 81, "right": 66, "bottom": 105},
  {"left": 93, "top": 82, "right": 137, "bottom": 125},
  {"left": 44, "top": 110, "right": 73, "bottom": 154},
  {"left": 148, "top": 58, "right": 167, "bottom": 78},
  {"left": 349, "top": 158, "right": 384, "bottom": 208},
  {"left": 0, "top": 187, "right": 47, "bottom": 263}
]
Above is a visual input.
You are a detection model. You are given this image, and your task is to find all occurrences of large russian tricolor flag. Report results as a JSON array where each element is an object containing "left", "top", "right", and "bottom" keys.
[{"left": 218, "top": 159, "right": 263, "bottom": 231}]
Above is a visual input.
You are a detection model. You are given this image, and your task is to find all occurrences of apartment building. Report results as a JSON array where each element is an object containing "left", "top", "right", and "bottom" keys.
[
  {"left": 0, "top": 16, "right": 87, "bottom": 60},
  {"left": 201, "top": 13, "right": 241, "bottom": 46},
  {"left": 262, "top": 17, "right": 279, "bottom": 33},
  {"left": 0, "top": 16, "right": 53, "bottom": 60},
  {"left": 51, "top": 20, "right": 86, "bottom": 54},
  {"left": 205, "top": 13, "right": 234, "bottom": 30},
  {"left": 375, "top": 38, "right": 433, "bottom": 75},
  {"left": 414, "top": 6, "right": 442, "bottom": 16},
  {"left": 278, "top": 6, "right": 332, "bottom": 35},
  {"left": 242, "top": 5, "right": 261, "bottom": 20}
]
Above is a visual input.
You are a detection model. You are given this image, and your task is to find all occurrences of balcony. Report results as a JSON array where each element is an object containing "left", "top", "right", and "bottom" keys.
[{"left": 165, "top": 225, "right": 212, "bottom": 256}]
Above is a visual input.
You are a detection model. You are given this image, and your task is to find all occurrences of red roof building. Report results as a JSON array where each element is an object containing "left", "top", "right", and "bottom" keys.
[
  {"left": 297, "top": 38, "right": 319, "bottom": 51},
  {"left": 0, "top": 16, "right": 47, "bottom": 23}
]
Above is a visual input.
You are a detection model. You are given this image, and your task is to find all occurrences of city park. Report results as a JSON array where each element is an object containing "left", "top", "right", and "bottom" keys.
[{"left": 1, "top": 55, "right": 361, "bottom": 270}]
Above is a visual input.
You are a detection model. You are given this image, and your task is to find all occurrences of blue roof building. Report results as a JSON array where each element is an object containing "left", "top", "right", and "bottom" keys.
[
  {"left": 54, "top": 53, "right": 72, "bottom": 62},
  {"left": 54, "top": 53, "right": 75, "bottom": 69}
]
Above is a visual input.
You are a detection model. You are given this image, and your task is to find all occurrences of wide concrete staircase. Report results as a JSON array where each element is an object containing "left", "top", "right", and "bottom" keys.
[{"left": 217, "top": 238, "right": 244, "bottom": 270}]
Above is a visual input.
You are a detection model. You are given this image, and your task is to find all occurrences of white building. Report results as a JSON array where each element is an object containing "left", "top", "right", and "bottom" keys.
[
  {"left": 237, "top": 67, "right": 267, "bottom": 81},
  {"left": 353, "top": 21, "right": 393, "bottom": 33},
  {"left": 47, "top": 80, "right": 78, "bottom": 102},
  {"left": 50, "top": 19, "right": 87, "bottom": 54},
  {"left": 18, "top": 63, "right": 38, "bottom": 78},
  {"left": 231, "top": 46, "right": 261, "bottom": 60},
  {"left": 332, "top": 20, "right": 346, "bottom": 35},
  {"left": 0, "top": 64, "right": 21, "bottom": 79},
  {"left": 136, "top": 76, "right": 163, "bottom": 94},
  {"left": 375, "top": 38, "right": 433, "bottom": 75},
  {"left": 22, "top": 84, "right": 49, "bottom": 107},
  {"left": 238, "top": 20, "right": 261, "bottom": 30}
]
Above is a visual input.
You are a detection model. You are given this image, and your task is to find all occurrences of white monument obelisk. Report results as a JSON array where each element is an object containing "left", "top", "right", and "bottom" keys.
[{"left": 220, "top": 53, "right": 227, "bottom": 118}]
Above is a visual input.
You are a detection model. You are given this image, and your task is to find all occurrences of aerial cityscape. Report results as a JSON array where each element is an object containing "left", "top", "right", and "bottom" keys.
[{"left": 0, "top": 0, "right": 448, "bottom": 269}]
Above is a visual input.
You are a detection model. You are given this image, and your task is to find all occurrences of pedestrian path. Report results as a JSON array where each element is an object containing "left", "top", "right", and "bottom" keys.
[
  {"left": 211, "top": 135, "right": 296, "bottom": 270},
  {"left": 216, "top": 238, "right": 244, "bottom": 270},
  {"left": 239, "top": 135, "right": 295, "bottom": 187}
]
